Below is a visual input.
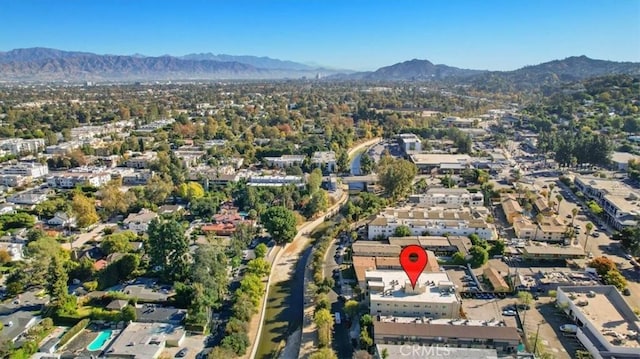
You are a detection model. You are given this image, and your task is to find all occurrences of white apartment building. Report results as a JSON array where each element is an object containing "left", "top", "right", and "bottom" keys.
[
  {"left": 408, "top": 188, "right": 484, "bottom": 208},
  {"left": 247, "top": 175, "right": 304, "bottom": 187},
  {"left": 397, "top": 133, "right": 422, "bottom": 153},
  {"left": 45, "top": 141, "right": 81, "bottom": 155},
  {"left": 574, "top": 176, "right": 640, "bottom": 230},
  {"left": 0, "top": 139, "right": 45, "bottom": 155},
  {"left": 46, "top": 172, "right": 111, "bottom": 189},
  {"left": 0, "top": 162, "right": 49, "bottom": 178},
  {"left": 311, "top": 151, "right": 337, "bottom": 172},
  {"left": 365, "top": 270, "right": 460, "bottom": 319},
  {"left": 263, "top": 155, "right": 305, "bottom": 168},
  {"left": 368, "top": 207, "right": 497, "bottom": 241}
]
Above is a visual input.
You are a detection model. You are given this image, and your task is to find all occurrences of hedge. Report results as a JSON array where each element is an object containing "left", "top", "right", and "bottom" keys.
[{"left": 59, "top": 318, "right": 90, "bottom": 347}]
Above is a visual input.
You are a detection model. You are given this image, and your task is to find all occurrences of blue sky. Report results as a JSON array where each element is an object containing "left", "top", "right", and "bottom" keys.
[{"left": 1, "top": 0, "right": 639, "bottom": 71}]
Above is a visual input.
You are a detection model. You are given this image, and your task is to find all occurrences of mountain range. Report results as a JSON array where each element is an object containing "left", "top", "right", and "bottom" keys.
[{"left": 0, "top": 47, "right": 639, "bottom": 85}]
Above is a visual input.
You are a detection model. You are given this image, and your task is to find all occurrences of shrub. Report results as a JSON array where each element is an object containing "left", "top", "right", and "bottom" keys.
[{"left": 59, "top": 318, "right": 90, "bottom": 347}]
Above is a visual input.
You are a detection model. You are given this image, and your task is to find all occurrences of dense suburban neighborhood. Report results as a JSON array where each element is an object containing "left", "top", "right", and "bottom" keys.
[{"left": 0, "top": 54, "right": 639, "bottom": 359}]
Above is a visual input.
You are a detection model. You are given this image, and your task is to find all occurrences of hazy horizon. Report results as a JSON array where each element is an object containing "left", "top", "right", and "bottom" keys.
[{"left": 1, "top": 0, "right": 639, "bottom": 71}]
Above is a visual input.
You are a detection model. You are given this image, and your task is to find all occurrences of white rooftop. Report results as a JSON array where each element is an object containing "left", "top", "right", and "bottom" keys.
[{"left": 365, "top": 270, "right": 458, "bottom": 304}]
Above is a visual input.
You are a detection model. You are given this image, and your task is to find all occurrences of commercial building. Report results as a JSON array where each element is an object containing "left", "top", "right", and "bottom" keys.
[
  {"left": 574, "top": 176, "right": 640, "bottom": 230},
  {"left": 556, "top": 286, "right": 640, "bottom": 359},
  {"left": 364, "top": 270, "right": 460, "bottom": 318},
  {"left": 441, "top": 116, "right": 478, "bottom": 128},
  {"left": 367, "top": 207, "right": 497, "bottom": 241},
  {"left": 311, "top": 151, "right": 337, "bottom": 172},
  {"left": 397, "top": 133, "right": 422, "bottom": 153},
  {"left": 105, "top": 322, "right": 185, "bottom": 359},
  {"left": 408, "top": 189, "right": 483, "bottom": 208},
  {"left": 373, "top": 317, "right": 521, "bottom": 355},
  {"left": 386, "top": 236, "right": 472, "bottom": 256},
  {"left": 409, "top": 153, "right": 473, "bottom": 174}
]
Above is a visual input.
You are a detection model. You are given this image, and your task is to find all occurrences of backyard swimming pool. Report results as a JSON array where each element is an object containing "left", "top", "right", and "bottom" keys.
[{"left": 87, "top": 330, "right": 112, "bottom": 351}]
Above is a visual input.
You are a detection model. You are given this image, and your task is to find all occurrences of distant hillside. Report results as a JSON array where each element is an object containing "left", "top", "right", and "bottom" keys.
[
  {"left": 354, "top": 59, "right": 485, "bottom": 81},
  {"left": 0, "top": 48, "right": 341, "bottom": 82},
  {"left": 468, "top": 56, "right": 640, "bottom": 91},
  {"left": 180, "top": 53, "right": 314, "bottom": 71}
]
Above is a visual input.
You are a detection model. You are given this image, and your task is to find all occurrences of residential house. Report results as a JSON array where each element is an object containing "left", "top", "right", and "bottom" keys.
[
  {"left": 124, "top": 209, "right": 158, "bottom": 234},
  {"left": 47, "top": 212, "right": 76, "bottom": 228}
]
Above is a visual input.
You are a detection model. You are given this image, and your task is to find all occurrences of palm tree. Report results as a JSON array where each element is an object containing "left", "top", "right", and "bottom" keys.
[
  {"left": 584, "top": 222, "right": 594, "bottom": 250},
  {"left": 571, "top": 208, "right": 578, "bottom": 226},
  {"left": 555, "top": 194, "right": 563, "bottom": 213},
  {"left": 549, "top": 183, "right": 555, "bottom": 193}
]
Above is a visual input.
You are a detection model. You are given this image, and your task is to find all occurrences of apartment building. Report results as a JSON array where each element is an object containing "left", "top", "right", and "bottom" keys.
[
  {"left": 574, "top": 176, "right": 640, "bottom": 230},
  {"left": 408, "top": 189, "right": 484, "bottom": 208},
  {"left": 409, "top": 153, "right": 473, "bottom": 174},
  {"left": 367, "top": 207, "right": 497, "bottom": 241},
  {"left": 365, "top": 270, "right": 460, "bottom": 319},
  {"left": 247, "top": 175, "right": 304, "bottom": 187},
  {"left": 46, "top": 171, "right": 111, "bottom": 189},
  {"left": 263, "top": 155, "right": 305, "bottom": 168},
  {"left": 125, "top": 152, "right": 158, "bottom": 169},
  {"left": 311, "top": 151, "right": 337, "bottom": 172},
  {"left": 0, "top": 162, "right": 48, "bottom": 178},
  {"left": 0, "top": 138, "right": 45, "bottom": 155},
  {"left": 374, "top": 318, "right": 521, "bottom": 355}
]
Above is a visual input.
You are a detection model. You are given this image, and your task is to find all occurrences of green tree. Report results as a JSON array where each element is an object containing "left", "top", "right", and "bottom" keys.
[
  {"left": 604, "top": 270, "right": 627, "bottom": 290},
  {"left": 308, "top": 168, "right": 323, "bottom": 194},
  {"left": 309, "top": 348, "right": 338, "bottom": 359},
  {"left": 177, "top": 182, "right": 205, "bottom": 201},
  {"left": 190, "top": 245, "right": 229, "bottom": 308},
  {"left": 314, "top": 308, "right": 334, "bottom": 348},
  {"left": 359, "top": 153, "right": 374, "bottom": 175},
  {"left": 359, "top": 328, "right": 373, "bottom": 350},
  {"left": 344, "top": 300, "right": 360, "bottom": 319},
  {"left": 221, "top": 332, "right": 249, "bottom": 356},
  {"left": 246, "top": 257, "right": 271, "bottom": 277},
  {"left": 101, "top": 231, "right": 137, "bottom": 254},
  {"left": 261, "top": 206, "right": 297, "bottom": 244},
  {"left": 100, "top": 179, "right": 135, "bottom": 217},
  {"left": 490, "top": 240, "right": 506, "bottom": 256},
  {"left": 468, "top": 245, "right": 488, "bottom": 268},
  {"left": 306, "top": 190, "right": 329, "bottom": 218},
  {"left": 393, "top": 225, "right": 412, "bottom": 237},
  {"left": 120, "top": 305, "right": 137, "bottom": 322},
  {"left": 377, "top": 156, "right": 417, "bottom": 199},
  {"left": 147, "top": 218, "right": 189, "bottom": 281},
  {"left": 254, "top": 243, "right": 268, "bottom": 258},
  {"left": 72, "top": 193, "right": 99, "bottom": 228},
  {"left": 615, "top": 226, "right": 640, "bottom": 256},
  {"left": 144, "top": 174, "right": 173, "bottom": 205},
  {"left": 337, "top": 150, "right": 349, "bottom": 173}
]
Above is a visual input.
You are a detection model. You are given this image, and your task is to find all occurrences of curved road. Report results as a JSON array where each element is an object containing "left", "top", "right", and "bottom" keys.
[{"left": 250, "top": 138, "right": 380, "bottom": 359}]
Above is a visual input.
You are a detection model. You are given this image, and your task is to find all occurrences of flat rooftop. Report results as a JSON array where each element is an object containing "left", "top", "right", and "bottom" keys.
[
  {"left": 106, "top": 322, "right": 184, "bottom": 358},
  {"left": 376, "top": 344, "right": 498, "bottom": 359},
  {"left": 365, "top": 270, "right": 458, "bottom": 304},
  {"left": 573, "top": 292, "right": 640, "bottom": 349},
  {"left": 409, "top": 153, "right": 472, "bottom": 166}
]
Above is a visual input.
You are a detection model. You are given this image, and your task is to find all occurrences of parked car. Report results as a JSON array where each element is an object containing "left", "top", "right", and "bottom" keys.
[
  {"left": 624, "top": 254, "right": 633, "bottom": 260},
  {"left": 622, "top": 288, "right": 631, "bottom": 296},
  {"left": 502, "top": 310, "right": 517, "bottom": 316},
  {"left": 176, "top": 348, "right": 188, "bottom": 358},
  {"left": 559, "top": 324, "right": 578, "bottom": 334}
]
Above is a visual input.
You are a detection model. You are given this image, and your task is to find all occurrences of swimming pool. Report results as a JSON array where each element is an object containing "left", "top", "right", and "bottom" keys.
[{"left": 87, "top": 330, "right": 112, "bottom": 351}]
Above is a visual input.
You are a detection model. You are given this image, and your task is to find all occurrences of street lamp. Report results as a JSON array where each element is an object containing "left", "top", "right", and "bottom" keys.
[{"left": 533, "top": 320, "right": 546, "bottom": 356}]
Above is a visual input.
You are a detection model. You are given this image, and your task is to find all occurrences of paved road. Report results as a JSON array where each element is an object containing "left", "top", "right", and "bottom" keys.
[{"left": 61, "top": 223, "right": 109, "bottom": 250}]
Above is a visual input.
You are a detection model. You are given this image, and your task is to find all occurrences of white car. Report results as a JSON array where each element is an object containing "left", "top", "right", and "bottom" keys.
[
  {"left": 502, "top": 310, "right": 517, "bottom": 316},
  {"left": 624, "top": 254, "right": 633, "bottom": 260},
  {"left": 560, "top": 324, "right": 578, "bottom": 333}
]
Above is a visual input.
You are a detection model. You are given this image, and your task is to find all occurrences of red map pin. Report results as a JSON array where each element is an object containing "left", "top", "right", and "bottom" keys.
[{"left": 400, "top": 245, "right": 428, "bottom": 289}]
